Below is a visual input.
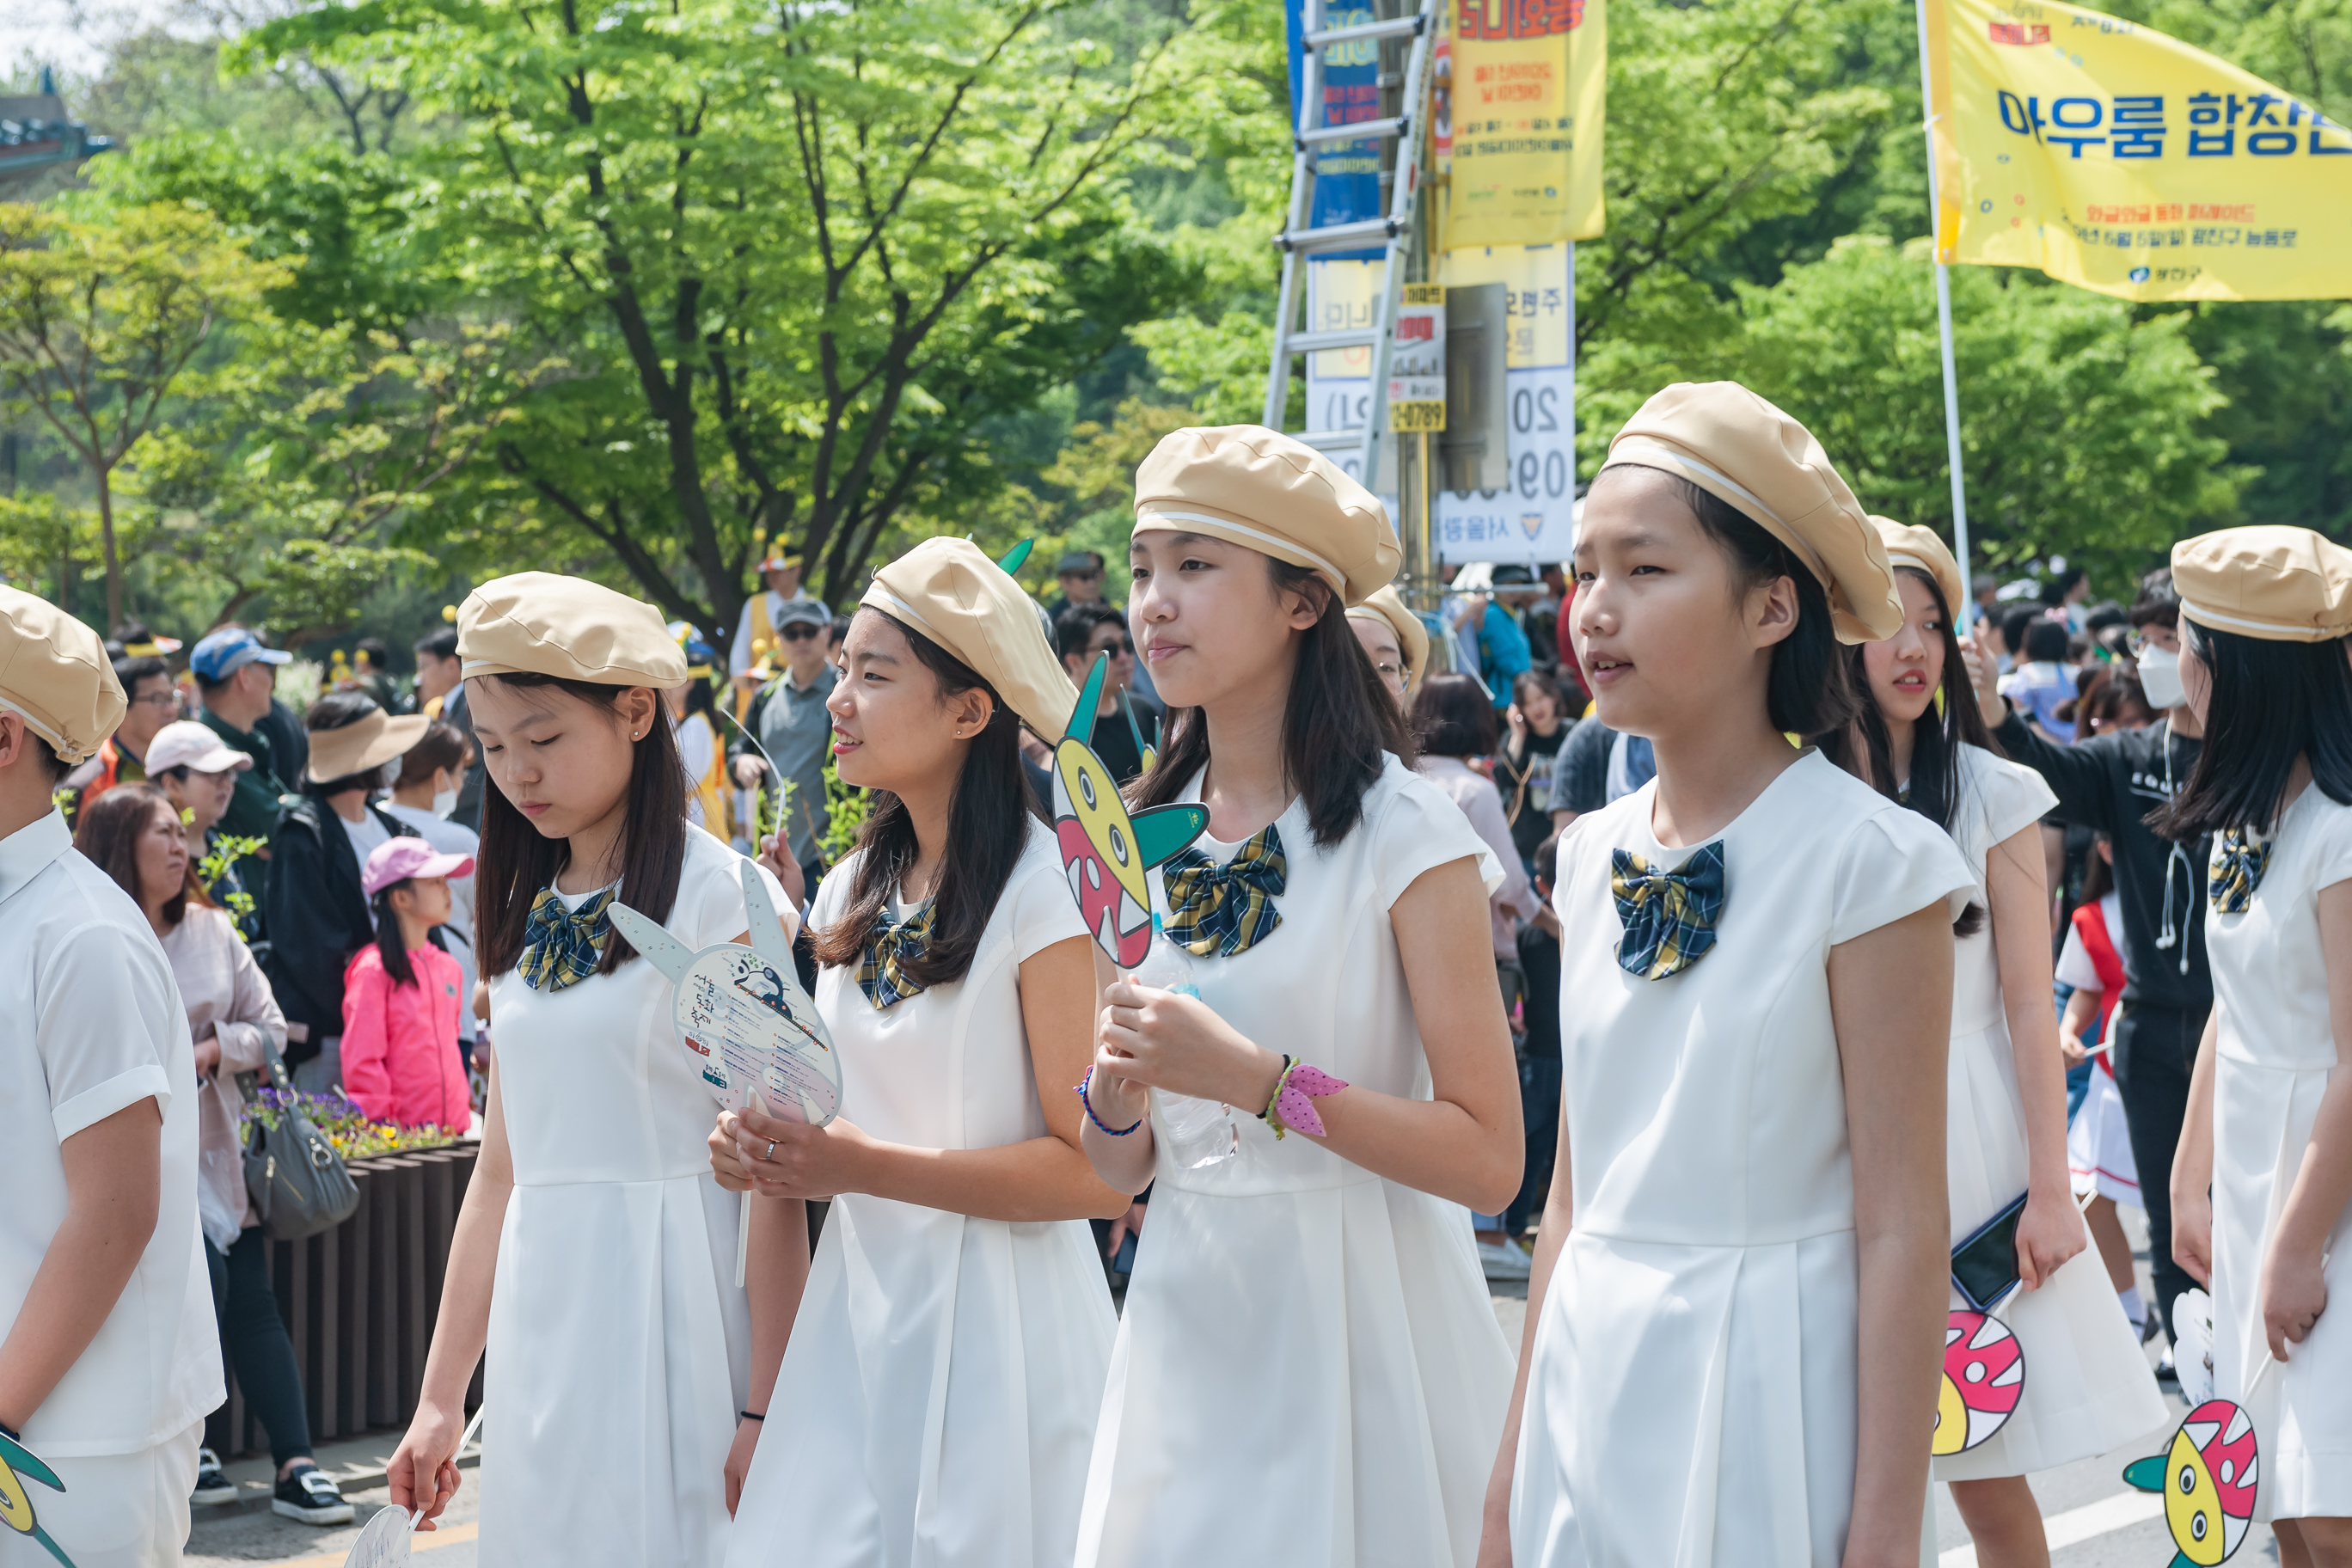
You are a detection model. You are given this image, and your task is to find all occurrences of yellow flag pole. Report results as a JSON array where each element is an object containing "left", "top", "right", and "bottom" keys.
[{"left": 1914, "top": 0, "right": 1977, "bottom": 634}]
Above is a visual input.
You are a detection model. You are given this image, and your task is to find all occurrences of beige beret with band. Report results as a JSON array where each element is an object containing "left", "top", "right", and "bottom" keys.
[
  {"left": 458, "top": 572, "right": 689, "bottom": 688},
  {"left": 1600, "top": 383, "right": 1903, "bottom": 644},
  {"left": 1871, "top": 517, "right": 1967, "bottom": 627},
  {"left": 1133, "top": 425, "right": 1400, "bottom": 607},
  {"left": 308, "top": 707, "right": 432, "bottom": 785},
  {"left": 1346, "top": 584, "right": 1430, "bottom": 691},
  {"left": 2171, "top": 525, "right": 2352, "bottom": 643},
  {"left": 0, "top": 585, "right": 125, "bottom": 767},
  {"left": 862, "top": 536, "right": 1081, "bottom": 742}
]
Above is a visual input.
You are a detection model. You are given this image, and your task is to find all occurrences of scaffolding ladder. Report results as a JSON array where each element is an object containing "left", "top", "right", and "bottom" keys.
[{"left": 1260, "top": 0, "right": 1440, "bottom": 487}]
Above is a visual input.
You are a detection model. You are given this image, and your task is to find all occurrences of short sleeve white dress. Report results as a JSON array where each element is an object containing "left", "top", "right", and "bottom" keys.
[
  {"left": 479, "top": 824, "right": 791, "bottom": 1566},
  {"left": 1932, "top": 746, "right": 2165, "bottom": 1483},
  {"left": 1510, "top": 752, "right": 1976, "bottom": 1567},
  {"left": 726, "top": 819, "right": 1115, "bottom": 1568},
  {"left": 2206, "top": 786, "right": 2352, "bottom": 1522},
  {"left": 1073, "top": 755, "right": 1517, "bottom": 1568}
]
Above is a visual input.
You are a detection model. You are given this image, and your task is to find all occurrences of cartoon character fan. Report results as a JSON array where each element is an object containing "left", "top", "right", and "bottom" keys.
[
  {"left": 1050, "top": 653, "right": 1208, "bottom": 965},
  {"left": 2123, "top": 1395, "right": 2262, "bottom": 1566},
  {"left": 0, "top": 1428, "right": 72, "bottom": 1566}
]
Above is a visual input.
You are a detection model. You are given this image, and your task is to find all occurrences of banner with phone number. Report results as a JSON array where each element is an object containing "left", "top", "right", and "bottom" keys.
[
  {"left": 1446, "top": 0, "right": 1607, "bottom": 250},
  {"left": 1926, "top": 0, "right": 2352, "bottom": 301}
]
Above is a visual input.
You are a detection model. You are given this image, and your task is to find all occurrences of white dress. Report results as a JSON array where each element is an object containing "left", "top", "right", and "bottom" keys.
[
  {"left": 2206, "top": 786, "right": 2352, "bottom": 1522},
  {"left": 2056, "top": 893, "right": 2141, "bottom": 1208},
  {"left": 1075, "top": 756, "right": 1516, "bottom": 1568},
  {"left": 1511, "top": 753, "right": 1975, "bottom": 1567},
  {"left": 1932, "top": 747, "right": 2166, "bottom": 1482},
  {"left": 479, "top": 825, "right": 790, "bottom": 1565},
  {"left": 726, "top": 821, "right": 1115, "bottom": 1568}
]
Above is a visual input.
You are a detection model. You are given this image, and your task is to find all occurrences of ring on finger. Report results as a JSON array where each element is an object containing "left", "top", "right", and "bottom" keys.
[{"left": 764, "top": 1138, "right": 778, "bottom": 1161}]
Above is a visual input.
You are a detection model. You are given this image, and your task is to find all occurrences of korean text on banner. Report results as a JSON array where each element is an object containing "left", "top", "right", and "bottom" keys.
[
  {"left": 1288, "top": 0, "right": 1387, "bottom": 259},
  {"left": 1924, "top": 0, "right": 2352, "bottom": 302},
  {"left": 1389, "top": 285, "right": 1448, "bottom": 432},
  {"left": 1435, "top": 243, "right": 1576, "bottom": 563},
  {"left": 1448, "top": 0, "right": 1607, "bottom": 249}
]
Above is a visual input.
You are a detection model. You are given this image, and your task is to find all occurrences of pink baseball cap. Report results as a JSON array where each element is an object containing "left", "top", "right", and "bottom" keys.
[{"left": 363, "top": 837, "right": 475, "bottom": 897}]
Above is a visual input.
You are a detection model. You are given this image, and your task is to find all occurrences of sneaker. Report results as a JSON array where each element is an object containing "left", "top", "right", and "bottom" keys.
[
  {"left": 273, "top": 1464, "right": 354, "bottom": 1525},
  {"left": 192, "top": 1448, "right": 238, "bottom": 1508},
  {"left": 1478, "top": 1237, "right": 1533, "bottom": 1282},
  {"left": 2154, "top": 1346, "right": 2179, "bottom": 1388}
]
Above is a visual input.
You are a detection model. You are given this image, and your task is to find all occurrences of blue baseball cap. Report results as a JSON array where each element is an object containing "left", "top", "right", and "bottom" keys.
[{"left": 191, "top": 627, "right": 294, "bottom": 681}]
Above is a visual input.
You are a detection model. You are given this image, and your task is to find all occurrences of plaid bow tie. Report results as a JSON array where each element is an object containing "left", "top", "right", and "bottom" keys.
[
  {"left": 2208, "top": 827, "right": 2271, "bottom": 915},
  {"left": 1161, "top": 824, "right": 1286, "bottom": 959},
  {"left": 1611, "top": 842, "right": 1726, "bottom": 981},
  {"left": 518, "top": 886, "right": 616, "bottom": 992},
  {"left": 858, "top": 904, "right": 936, "bottom": 1010}
]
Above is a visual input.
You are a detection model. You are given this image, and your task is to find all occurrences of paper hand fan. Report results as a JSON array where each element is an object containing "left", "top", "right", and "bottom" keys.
[
  {"left": 337, "top": 1504, "right": 413, "bottom": 1568},
  {"left": 1050, "top": 652, "right": 1209, "bottom": 965},
  {"left": 610, "top": 858, "right": 839, "bottom": 1128},
  {"left": 2122, "top": 1398, "right": 2259, "bottom": 1566},
  {"left": 1931, "top": 1308, "right": 2025, "bottom": 1455},
  {"left": 0, "top": 1429, "right": 72, "bottom": 1567}
]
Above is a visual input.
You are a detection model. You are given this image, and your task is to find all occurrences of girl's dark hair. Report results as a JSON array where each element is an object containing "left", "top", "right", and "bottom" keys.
[
  {"left": 2154, "top": 621, "right": 2352, "bottom": 839},
  {"left": 1131, "top": 558, "right": 1415, "bottom": 847},
  {"left": 2024, "top": 620, "right": 2072, "bottom": 664},
  {"left": 1816, "top": 564, "right": 1999, "bottom": 935},
  {"left": 2082, "top": 835, "right": 2116, "bottom": 903},
  {"left": 1626, "top": 469, "right": 1861, "bottom": 738},
  {"left": 1511, "top": 668, "right": 1565, "bottom": 715},
  {"left": 1412, "top": 672, "right": 1501, "bottom": 757},
  {"left": 369, "top": 879, "right": 449, "bottom": 987},
  {"left": 474, "top": 675, "right": 688, "bottom": 977},
  {"left": 681, "top": 675, "right": 718, "bottom": 724},
  {"left": 72, "top": 782, "right": 209, "bottom": 926},
  {"left": 305, "top": 690, "right": 394, "bottom": 798},
  {"left": 809, "top": 609, "right": 1043, "bottom": 987}
]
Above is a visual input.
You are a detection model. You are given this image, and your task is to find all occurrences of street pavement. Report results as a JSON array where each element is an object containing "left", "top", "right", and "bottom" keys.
[{"left": 189, "top": 1209, "right": 2270, "bottom": 1566}]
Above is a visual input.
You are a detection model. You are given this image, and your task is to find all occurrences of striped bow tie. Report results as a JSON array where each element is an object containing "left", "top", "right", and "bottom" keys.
[
  {"left": 2208, "top": 828, "right": 2271, "bottom": 915},
  {"left": 1161, "top": 824, "right": 1286, "bottom": 959},
  {"left": 1611, "top": 843, "right": 1726, "bottom": 981},
  {"left": 857, "top": 904, "right": 936, "bottom": 1010},
  {"left": 518, "top": 886, "right": 616, "bottom": 992}
]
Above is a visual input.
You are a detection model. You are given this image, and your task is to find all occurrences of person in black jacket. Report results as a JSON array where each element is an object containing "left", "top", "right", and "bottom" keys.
[
  {"left": 264, "top": 693, "right": 426, "bottom": 1093},
  {"left": 1964, "top": 570, "right": 2211, "bottom": 1354}
]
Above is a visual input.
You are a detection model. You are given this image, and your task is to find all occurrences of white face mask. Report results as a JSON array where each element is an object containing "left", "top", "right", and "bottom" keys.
[
  {"left": 432, "top": 788, "right": 459, "bottom": 819},
  {"left": 2137, "top": 645, "right": 2185, "bottom": 711}
]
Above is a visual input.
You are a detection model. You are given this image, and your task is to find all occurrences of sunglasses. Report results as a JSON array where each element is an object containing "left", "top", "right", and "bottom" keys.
[
  {"left": 1093, "top": 636, "right": 1134, "bottom": 656},
  {"left": 780, "top": 624, "right": 823, "bottom": 642},
  {"left": 1063, "top": 569, "right": 1105, "bottom": 582}
]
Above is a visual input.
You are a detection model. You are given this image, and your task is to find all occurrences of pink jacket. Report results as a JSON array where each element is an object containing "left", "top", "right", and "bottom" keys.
[{"left": 340, "top": 941, "right": 469, "bottom": 1130}]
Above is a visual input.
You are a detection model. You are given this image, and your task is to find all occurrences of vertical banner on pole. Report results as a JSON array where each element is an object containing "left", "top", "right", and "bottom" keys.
[
  {"left": 1435, "top": 243, "right": 1577, "bottom": 563},
  {"left": 1449, "top": 0, "right": 1608, "bottom": 249},
  {"left": 1914, "top": 0, "right": 1976, "bottom": 627}
]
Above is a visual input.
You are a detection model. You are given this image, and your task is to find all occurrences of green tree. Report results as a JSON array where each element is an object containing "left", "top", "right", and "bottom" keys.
[
  {"left": 1697, "top": 236, "right": 2240, "bottom": 582},
  {"left": 211, "top": 0, "right": 1227, "bottom": 651},
  {"left": 0, "top": 201, "right": 286, "bottom": 627}
]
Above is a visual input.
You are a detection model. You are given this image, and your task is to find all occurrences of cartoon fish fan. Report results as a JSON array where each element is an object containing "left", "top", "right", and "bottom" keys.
[
  {"left": 856, "top": 536, "right": 1206, "bottom": 969},
  {"left": 1932, "top": 1309, "right": 2025, "bottom": 1456},
  {"left": 2123, "top": 1399, "right": 2258, "bottom": 1566},
  {"left": 0, "top": 1428, "right": 74, "bottom": 1568}
]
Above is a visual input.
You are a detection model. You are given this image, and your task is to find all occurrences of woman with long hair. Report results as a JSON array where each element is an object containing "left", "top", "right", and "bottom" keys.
[
  {"left": 1487, "top": 384, "right": 1976, "bottom": 1565},
  {"left": 385, "top": 573, "right": 802, "bottom": 1566},
  {"left": 2165, "top": 527, "right": 2352, "bottom": 1566},
  {"left": 712, "top": 538, "right": 1127, "bottom": 1567},
  {"left": 1822, "top": 519, "right": 2162, "bottom": 1565},
  {"left": 1073, "top": 426, "right": 1524, "bottom": 1567}
]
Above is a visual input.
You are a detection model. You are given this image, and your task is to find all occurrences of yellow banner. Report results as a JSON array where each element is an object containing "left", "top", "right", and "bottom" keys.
[
  {"left": 1926, "top": 0, "right": 2352, "bottom": 301},
  {"left": 1446, "top": 0, "right": 1606, "bottom": 249}
]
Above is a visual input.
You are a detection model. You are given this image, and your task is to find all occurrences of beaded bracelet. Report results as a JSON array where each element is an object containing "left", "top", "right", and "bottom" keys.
[
  {"left": 1259, "top": 1055, "right": 1349, "bottom": 1140},
  {"left": 1075, "top": 1067, "right": 1144, "bottom": 1136}
]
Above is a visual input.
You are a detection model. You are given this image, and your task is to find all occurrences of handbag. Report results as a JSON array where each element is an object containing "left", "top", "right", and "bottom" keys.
[{"left": 242, "top": 1038, "right": 361, "bottom": 1240}]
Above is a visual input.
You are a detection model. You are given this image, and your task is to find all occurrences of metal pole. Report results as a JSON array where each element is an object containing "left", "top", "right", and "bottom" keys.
[{"left": 1913, "top": 0, "right": 1976, "bottom": 632}]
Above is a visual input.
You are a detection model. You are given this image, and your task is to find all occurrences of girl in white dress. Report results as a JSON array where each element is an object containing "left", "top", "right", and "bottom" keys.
[
  {"left": 1074, "top": 425, "right": 1526, "bottom": 1568},
  {"left": 1490, "top": 383, "right": 1978, "bottom": 1568},
  {"left": 2162, "top": 526, "right": 2352, "bottom": 1566},
  {"left": 711, "top": 536, "right": 1127, "bottom": 1568},
  {"left": 388, "top": 573, "right": 805, "bottom": 1565},
  {"left": 1823, "top": 520, "right": 2163, "bottom": 1562}
]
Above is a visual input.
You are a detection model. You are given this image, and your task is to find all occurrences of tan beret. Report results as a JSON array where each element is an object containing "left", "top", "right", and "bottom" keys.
[
  {"left": 0, "top": 585, "right": 125, "bottom": 767},
  {"left": 862, "top": 536, "right": 1081, "bottom": 741},
  {"left": 1871, "top": 517, "right": 1967, "bottom": 627},
  {"left": 458, "top": 572, "right": 688, "bottom": 688},
  {"left": 2171, "top": 526, "right": 2352, "bottom": 643},
  {"left": 1601, "top": 383, "right": 1902, "bottom": 644},
  {"left": 1346, "top": 584, "right": 1430, "bottom": 691},
  {"left": 1132, "top": 425, "right": 1400, "bottom": 607}
]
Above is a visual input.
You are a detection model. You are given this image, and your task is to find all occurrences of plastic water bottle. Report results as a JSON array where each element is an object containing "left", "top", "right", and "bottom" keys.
[{"left": 1130, "top": 914, "right": 1237, "bottom": 1169}]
